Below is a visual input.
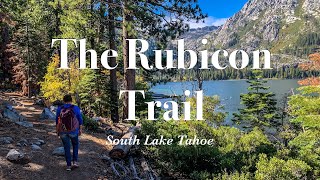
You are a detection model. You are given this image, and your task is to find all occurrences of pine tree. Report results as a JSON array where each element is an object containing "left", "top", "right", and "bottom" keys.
[
  {"left": 120, "top": 0, "right": 207, "bottom": 119},
  {"left": 0, "top": 1, "right": 18, "bottom": 86},
  {"left": 0, "top": 0, "right": 52, "bottom": 95},
  {"left": 78, "top": 69, "right": 98, "bottom": 115},
  {"left": 42, "top": 0, "right": 91, "bottom": 99},
  {"left": 108, "top": 0, "right": 120, "bottom": 122},
  {"left": 233, "top": 70, "right": 280, "bottom": 129}
]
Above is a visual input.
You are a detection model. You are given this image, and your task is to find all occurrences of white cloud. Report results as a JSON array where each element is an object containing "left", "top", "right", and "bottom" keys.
[{"left": 187, "top": 16, "right": 228, "bottom": 29}]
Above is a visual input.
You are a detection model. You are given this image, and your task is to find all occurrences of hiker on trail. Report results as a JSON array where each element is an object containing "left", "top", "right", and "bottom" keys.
[{"left": 56, "top": 94, "right": 83, "bottom": 171}]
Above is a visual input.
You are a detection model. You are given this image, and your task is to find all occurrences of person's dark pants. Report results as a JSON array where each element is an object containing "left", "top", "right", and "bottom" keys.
[{"left": 60, "top": 133, "right": 79, "bottom": 166}]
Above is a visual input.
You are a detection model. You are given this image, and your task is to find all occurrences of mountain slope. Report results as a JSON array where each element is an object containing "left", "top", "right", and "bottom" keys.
[
  {"left": 180, "top": 25, "right": 218, "bottom": 49},
  {"left": 213, "top": 0, "right": 320, "bottom": 55},
  {"left": 185, "top": 0, "right": 320, "bottom": 65}
]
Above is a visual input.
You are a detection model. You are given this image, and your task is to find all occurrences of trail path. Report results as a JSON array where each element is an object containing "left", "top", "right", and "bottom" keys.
[{"left": 0, "top": 92, "right": 117, "bottom": 180}]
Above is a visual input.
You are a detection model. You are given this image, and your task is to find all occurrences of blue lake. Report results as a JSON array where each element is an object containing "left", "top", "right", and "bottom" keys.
[{"left": 150, "top": 79, "right": 300, "bottom": 124}]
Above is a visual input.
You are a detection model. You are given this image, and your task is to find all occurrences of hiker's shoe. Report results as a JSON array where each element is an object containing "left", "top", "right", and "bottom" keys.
[
  {"left": 72, "top": 162, "right": 79, "bottom": 168},
  {"left": 66, "top": 166, "right": 72, "bottom": 171}
]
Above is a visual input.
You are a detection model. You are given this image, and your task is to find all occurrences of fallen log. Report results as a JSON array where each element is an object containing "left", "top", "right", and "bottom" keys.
[{"left": 109, "top": 126, "right": 140, "bottom": 159}]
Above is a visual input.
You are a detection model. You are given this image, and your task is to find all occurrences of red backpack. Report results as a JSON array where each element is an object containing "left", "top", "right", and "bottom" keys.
[{"left": 57, "top": 105, "right": 79, "bottom": 133}]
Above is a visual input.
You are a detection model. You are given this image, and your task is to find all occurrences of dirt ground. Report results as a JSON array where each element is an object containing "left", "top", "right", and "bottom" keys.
[{"left": 0, "top": 92, "right": 119, "bottom": 180}]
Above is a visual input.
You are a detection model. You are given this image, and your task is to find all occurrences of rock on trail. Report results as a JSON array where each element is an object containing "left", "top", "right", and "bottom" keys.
[
  {"left": 6, "top": 149, "right": 30, "bottom": 164},
  {"left": 31, "top": 145, "right": 42, "bottom": 151},
  {"left": 52, "top": 147, "right": 65, "bottom": 156},
  {"left": 1, "top": 101, "right": 34, "bottom": 128},
  {"left": 0, "top": 137, "right": 14, "bottom": 144},
  {"left": 39, "top": 108, "right": 56, "bottom": 120}
]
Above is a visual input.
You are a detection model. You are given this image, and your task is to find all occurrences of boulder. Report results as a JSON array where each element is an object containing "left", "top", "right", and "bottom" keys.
[
  {"left": 15, "top": 121, "right": 33, "bottom": 128},
  {"left": 31, "top": 144, "right": 42, "bottom": 151},
  {"left": 6, "top": 149, "right": 24, "bottom": 161},
  {"left": 30, "top": 138, "right": 45, "bottom": 146},
  {"left": 38, "top": 140, "right": 45, "bottom": 144},
  {"left": 6, "top": 149, "right": 30, "bottom": 164},
  {"left": 6, "top": 149, "right": 23, "bottom": 161},
  {"left": 32, "top": 141, "right": 41, "bottom": 145},
  {"left": 0, "top": 137, "right": 14, "bottom": 144},
  {"left": 2, "top": 105, "right": 33, "bottom": 128},
  {"left": 17, "top": 138, "right": 28, "bottom": 147},
  {"left": 19, "top": 138, "right": 28, "bottom": 146},
  {"left": 39, "top": 108, "right": 56, "bottom": 120},
  {"left": 3, "top": 108, "right": 22, "bottom": 122},
  {"left": 52, "top": 147, "right": 65, "bottom": 156}
]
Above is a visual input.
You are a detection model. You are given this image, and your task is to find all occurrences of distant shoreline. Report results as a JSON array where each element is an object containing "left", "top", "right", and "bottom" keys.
[{"left": 152, "top": 78, "right": 300, "bottom": 84}]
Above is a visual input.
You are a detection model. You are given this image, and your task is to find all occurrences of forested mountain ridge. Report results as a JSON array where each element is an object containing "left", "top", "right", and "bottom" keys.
[
  {"left": 184, "top": 0, "right": 320, "bottom": 65},
  {"left": 179, "top": 25, "right": 218, "bottom": 47}
]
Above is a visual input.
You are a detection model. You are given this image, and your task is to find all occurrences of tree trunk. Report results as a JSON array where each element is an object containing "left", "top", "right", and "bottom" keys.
[
  {"left": 54, "top": 1, "right": 61, "bottom": 37},
  {"left": 122, "top": 0, "right": 135, "bottom": 120},
  {"left": 195, "top": 63, "right": 203, "bottom": 90},
  {"left": 90, "top": 0, "right": 94, "bottom": 48},
  {"left": 0, "top": 24, "right": 10, "bottom": 82},
  {"left": 108, "top": 0, "right": 119, "bottom": 123}
]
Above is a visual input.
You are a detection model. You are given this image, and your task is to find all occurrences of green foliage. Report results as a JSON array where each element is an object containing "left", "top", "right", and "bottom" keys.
[
  {"left": 85, "top": 70, "right": 110, "bottom": 117},
  {"left": 188, "top": 95, "right": 226, "bottom": 125},
  {"left": 288, "top": 85, "right": 320, "bottom": 177},
  {"left": 135, "top": 76, "right": 155, "bottom": 119},
  {"left": 4, "top": 1, "right": 320, "bottom": 179},
  {"left": 40, "top": 55, "right": 69, "bottom": 101},
  {"left": 289, "top": 86, "right": 320, "bottom": 129},
  {"left": 289, "top": 130, "right": 320, "bottom": 170},
  {"left": 283, "top": 33, "right": 320, "bottom": 57},
  {"left": 1, "top": 0, "right": 53, "bottom": 94},
  {"left": 40, "top": 55, "right": 82, "bottom": 102},
  {"left": 140, "top": 117, "right": 274, "bottom": 178},
  {"left": 78, "top": 69, "right": 103, "bottom": 115},
  {"left": 156, "top": 66, "right": 318, "bottom": 82},
  {"left": 238, "top": 127, "right": 271, "bottom": 153},
  {"left": 82, "top": 115, "right": 99, "bottom": 131},
  {"left": 233, "top": 70, "right": 280, "bottom": 129},
  {"left": 212, "top": 171, "right": 251, "bottom": 180},
  {"left": 255, "top": 154, "right": 311, "bottom": 180}
]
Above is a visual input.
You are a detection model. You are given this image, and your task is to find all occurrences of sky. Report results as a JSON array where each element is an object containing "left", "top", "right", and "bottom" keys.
[{"left": 188, "top": 0, "right": 248, "bottom": 28}]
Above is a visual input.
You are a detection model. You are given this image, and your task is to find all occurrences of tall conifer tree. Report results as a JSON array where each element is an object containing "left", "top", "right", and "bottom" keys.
[{"left": 233, "top": 70, "right": 280, "bottom": 129}]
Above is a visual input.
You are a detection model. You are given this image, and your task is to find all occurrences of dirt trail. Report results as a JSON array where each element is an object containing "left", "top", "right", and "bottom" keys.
[{"left": 0, "top": 92, "right": 117, "bottom": 180}]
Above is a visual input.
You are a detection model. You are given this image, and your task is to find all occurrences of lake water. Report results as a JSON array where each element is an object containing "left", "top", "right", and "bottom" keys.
[{"left": 150, "top": 79, "right": 300, "bottom": 124}]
